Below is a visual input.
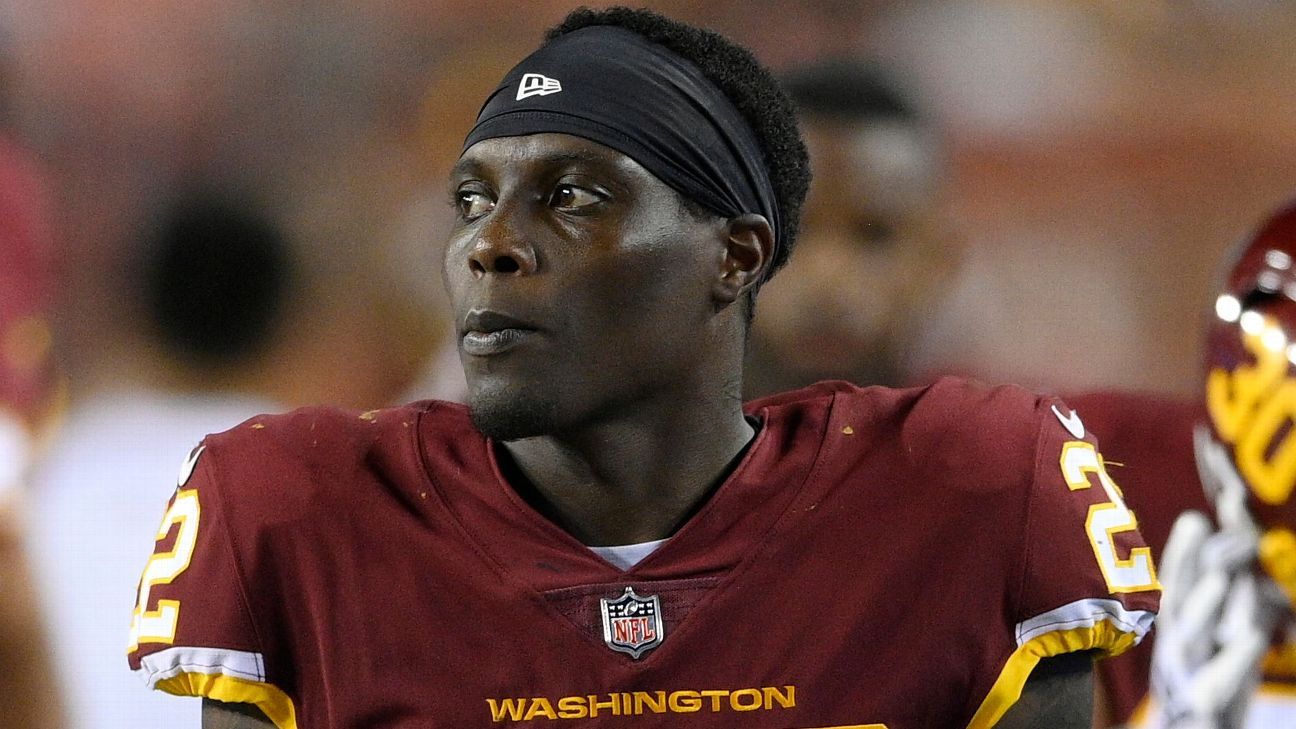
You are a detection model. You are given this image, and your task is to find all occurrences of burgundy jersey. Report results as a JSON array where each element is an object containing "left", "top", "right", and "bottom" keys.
[
  {"left": 127, "top": 378, "right": 1159, "bottom": 728},
  {"left": 1063, "top": 392, "right": 1207, "bottom": 725},
  {"left": 1069, "top": 392, "right": 1296, "bottom": 727}
]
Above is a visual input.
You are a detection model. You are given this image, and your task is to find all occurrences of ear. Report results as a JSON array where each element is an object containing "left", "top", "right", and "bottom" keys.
[{"left": 712, "top": 213, "right": 775, "bottom": 306}]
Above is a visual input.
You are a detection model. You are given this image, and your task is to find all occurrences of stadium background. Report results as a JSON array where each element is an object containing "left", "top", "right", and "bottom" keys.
[
  {"left": 2, "top": 0, "right": 1294, "bottom": 405},
  {"left": 2, "top": 1, "right": 1296, "bottom": 727}
]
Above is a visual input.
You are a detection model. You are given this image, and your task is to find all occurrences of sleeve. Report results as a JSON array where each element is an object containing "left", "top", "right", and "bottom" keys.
[
  {"left": 969, "top": 396, "right": 1162, "bottom": 729},
  {"left": 126, "top": 442, "right": 299, "bottom": 729}
]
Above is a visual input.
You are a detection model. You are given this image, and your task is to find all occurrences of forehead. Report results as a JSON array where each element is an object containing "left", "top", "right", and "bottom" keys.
[{"left": 453, "top": 133, "right": 650, "bottom": 180}]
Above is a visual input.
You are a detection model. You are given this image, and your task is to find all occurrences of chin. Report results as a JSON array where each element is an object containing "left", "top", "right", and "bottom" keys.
[{"left": 467, "top": 382, "right": 561, "bottom": 441}]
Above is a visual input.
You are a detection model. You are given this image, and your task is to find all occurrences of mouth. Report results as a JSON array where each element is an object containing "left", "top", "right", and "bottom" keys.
[{"left": 460, "top": 309, "right": 539, "bottom": 356}]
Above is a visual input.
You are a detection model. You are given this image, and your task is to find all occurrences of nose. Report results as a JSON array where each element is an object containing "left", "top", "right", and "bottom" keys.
[{"left": 466, "top": 209, "right": 538, "bottom": 278}]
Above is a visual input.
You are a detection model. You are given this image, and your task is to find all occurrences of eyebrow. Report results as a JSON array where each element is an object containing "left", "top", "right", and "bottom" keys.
[
  {"left": 450, "top": 148, "right": 618, "bottom": 180},
  {"left": 450, "top": 157, "right": 485, "bottom": 180}
]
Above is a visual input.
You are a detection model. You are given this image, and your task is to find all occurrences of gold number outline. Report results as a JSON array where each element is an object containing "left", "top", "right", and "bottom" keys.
[
  {"left": 128, "top": 488, "right": 201, "bottom": 651},
  {"left": 1059, "top": 441, "right": 1159, "bottom": 594}
]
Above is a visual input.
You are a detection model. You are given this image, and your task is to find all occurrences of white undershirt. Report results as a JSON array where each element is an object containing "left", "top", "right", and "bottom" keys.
[{"left": 588, "top": 537, "right": 669, "bottom": 571}]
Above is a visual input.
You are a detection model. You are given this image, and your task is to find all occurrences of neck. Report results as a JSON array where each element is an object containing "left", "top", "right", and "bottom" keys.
[{"left": 498, "top": 387, "right": 756, "bottom": 547}]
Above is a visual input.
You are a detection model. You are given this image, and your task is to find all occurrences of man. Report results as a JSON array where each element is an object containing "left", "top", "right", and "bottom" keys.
[
  {"left": 744, "top": 55, "right": 1184, "bottom": 728},
  {"left": 127, "top": 8, "right": 1158, "bottom": 728},
  {"left": 25, "top": 7, "right": 446, "bottom": 726},
  {"left": 744, "top": 58, "right": 956, "bottom": 398},
  {"left": 27, "top": 191, "right": 288, "bottom": 729}
]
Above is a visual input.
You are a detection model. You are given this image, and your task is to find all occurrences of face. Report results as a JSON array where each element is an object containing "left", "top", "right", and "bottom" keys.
[
  {"left": 444, "top": 133, "right": 725, "bottom": 440},
  {"left": 749, "top": 117, "right": 955, "bottom": 389}
]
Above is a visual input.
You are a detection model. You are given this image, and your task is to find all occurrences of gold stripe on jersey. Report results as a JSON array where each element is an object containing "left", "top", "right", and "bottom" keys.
[
  {"left": 967, "top": 620, "right": 1138, "bottom": 729},
  {"left": 1125, "top": 695, "right": 1151, "bottom": 727},
  {"left": 156, "top": 672, "right": 297, "bottom": 729}
]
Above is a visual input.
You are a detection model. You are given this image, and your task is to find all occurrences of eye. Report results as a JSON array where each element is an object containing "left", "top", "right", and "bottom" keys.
[
  {"left": 455, "top": 187, "right": 495, "bottom": 221},
  {"left": 549, "top": 183, "right": 605, "bottom": 212}
]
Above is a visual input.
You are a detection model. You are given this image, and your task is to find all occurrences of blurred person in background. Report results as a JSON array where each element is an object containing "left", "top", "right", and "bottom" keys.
[
  {"left": 743, "top": 57, "right": 958, "bottom": 398},
  {"left": 0, "top": 121, "right": 64, "bottom": 729},
  {"left": 24, "top": 187, "right": 296, "bottom": 728},
  {"left": 740, "top": 51, "right": 1205, "bottom": 729},
  {"left": 8, "top": 4, "right": 449, "bottom": 727}
]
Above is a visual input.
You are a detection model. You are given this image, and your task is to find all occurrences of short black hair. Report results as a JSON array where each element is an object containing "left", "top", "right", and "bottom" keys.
[
  {"left": 781, "top": 58, "right": 921, "bottom": 125},
  {"left": 545, "top": 7, "right": 810, "bottom": 282},
  {"left": 142, "top": 192, "right": 293, "bottom": 367}
]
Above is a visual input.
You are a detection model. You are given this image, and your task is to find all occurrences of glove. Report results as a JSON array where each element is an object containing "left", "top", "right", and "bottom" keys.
[{"left": 1150, "top": 509, "right": 1287, "bottom": 729}]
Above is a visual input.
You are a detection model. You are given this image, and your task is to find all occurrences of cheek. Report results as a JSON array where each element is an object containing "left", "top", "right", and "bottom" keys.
[
  {"left": 559, "top": 244, "right": 710, "bottom": 362},
  {"left": 440, "top": 235, "right": 470, "bottom": 302}
]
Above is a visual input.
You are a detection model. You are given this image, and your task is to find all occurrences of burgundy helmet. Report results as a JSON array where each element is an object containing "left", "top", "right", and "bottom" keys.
[{"left": 1200, "top": 200, "right": 1296, "bottom": 599}]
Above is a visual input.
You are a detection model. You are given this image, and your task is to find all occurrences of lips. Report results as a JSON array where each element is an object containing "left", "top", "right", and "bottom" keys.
[{"left": 460, "top": 309, "right": 538, "bottom": 356}]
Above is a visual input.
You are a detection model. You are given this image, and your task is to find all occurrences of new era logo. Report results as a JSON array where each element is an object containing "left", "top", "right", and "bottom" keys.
[{"left": 516, "top": 73, "right": 562, "bottom": 100}]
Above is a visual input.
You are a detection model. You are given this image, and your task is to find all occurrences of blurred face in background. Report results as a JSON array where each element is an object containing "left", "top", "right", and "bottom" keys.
[{"left": 746, "top": 113, "right": 956, "bottom": 395}]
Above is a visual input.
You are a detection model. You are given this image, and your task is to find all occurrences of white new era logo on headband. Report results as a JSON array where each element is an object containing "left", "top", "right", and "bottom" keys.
[{"left": 517, "top": 73, "right": 562, "bottom": 100}]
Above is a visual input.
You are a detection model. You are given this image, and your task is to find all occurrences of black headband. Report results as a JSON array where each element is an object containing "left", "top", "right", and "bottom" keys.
[{"left": 462, "top": 26, "right": 782, "bottom": 260}]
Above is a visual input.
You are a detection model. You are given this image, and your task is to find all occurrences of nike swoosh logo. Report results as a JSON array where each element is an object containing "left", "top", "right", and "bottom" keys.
[
  {"left": 177, "top": 444, "right": 205, "bottom": 487},
  {"left": 1051, "top": 404, "right": 1085, "bottom": 439}
]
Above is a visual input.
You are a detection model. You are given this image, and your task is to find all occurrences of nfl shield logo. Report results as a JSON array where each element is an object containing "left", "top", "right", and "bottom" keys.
[{"left": 600, "top": 586, "right": 665, "bottom": 659}]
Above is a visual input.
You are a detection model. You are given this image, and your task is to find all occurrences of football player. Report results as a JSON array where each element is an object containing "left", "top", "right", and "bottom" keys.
[
  {"left": 1140, "top": 201, "right": 1296, "bottom": 727},
  {"left": 744, "top": 58, "right": 957, "bottom": 397},
  {"left": 27, "top": 192, "right": 290, "bottom": 729},
  {"left": 127, "top": 8, "right": 1158, "bottom": 728}
]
